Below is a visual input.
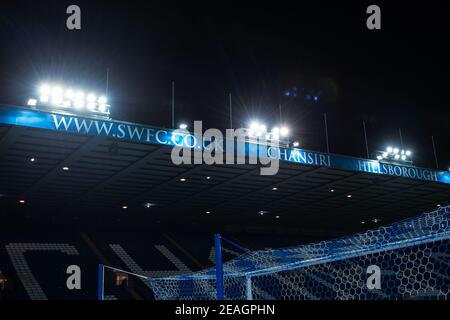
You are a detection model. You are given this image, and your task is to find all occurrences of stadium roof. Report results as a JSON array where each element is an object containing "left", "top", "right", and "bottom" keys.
[{"left": 1, "top": 105, "right": 449, "bottom": 237}]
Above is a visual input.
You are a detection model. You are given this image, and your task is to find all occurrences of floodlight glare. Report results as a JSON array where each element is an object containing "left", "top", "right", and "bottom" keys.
[
  {"left": 87, "top": 102, "right": 96, "bottom": 110},
  {"left": 293, "top": 141, "right": 300, "bottom": 147},
  {"left": 65, "top": 89, "right": 74, "bottom": 99},
  {"left": 98, "top": 104, "right": 107, "bottom": 113},
  {"left": 377, "top": 145, "right": 413, "bottom": 164},
  {"left": 87, "top": 93, "right": 96, "bottom": 102},
  {"left": 280, "top": 126, "right": 289, "bottom": 137},
  {"left": 250, "top": 122, "right": 259, "bottom": 132},
  {"left": 270, "top": 127, "right": 280, "bottom": 140},
  {"left": 248, "top": 121, "right": 267, "bottom": 137},
  {"left": 75, "top": 91, "right": 85, "bottom": 100},
  {"left": 51, "top": 96, "right": 63, "bottom": 106},
  {"left": 52, "top": 86, "right": 63, "bottom": 96},
  {"left": 74, "top": 100, "right": 84, "bottom": 109},
  {"left": 50, "top": 86, "right": 63, "bottom": 106},
  {"left": 29, "top": 83, "right": 111, "bottom": 117},
  {"left": 377, "top": 155, "right": 383, "bottom": 160},
  {"left": 39, "top": 84, "right": 50, "bottom": 95},
  {"left": 179, "top": 124, "right": 188, "bottom": 130},
  {"left": 98, "top": 96, "right": 107, "bottom": 104},
  {"left": 259, "top": 124, "right": 267, "bottom": 133}
]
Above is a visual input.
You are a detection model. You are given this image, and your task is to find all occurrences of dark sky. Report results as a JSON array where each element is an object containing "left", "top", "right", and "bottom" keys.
[{"left": 0, "top": 0, "right": 448, "bottom": 169}]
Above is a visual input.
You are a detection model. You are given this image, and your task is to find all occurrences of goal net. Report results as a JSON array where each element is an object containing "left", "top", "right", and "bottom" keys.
[{"left": 149, "top": 205, "right": 449, "bottom": 300}]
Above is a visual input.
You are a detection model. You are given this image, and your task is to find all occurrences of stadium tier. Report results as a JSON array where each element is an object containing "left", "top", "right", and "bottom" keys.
[{"left": 0, "top": 105, "right": 449, "bottom": 300}]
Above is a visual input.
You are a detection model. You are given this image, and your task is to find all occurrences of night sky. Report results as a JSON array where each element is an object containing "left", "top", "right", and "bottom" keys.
[{"left": 0, "top": 0, "right": 448, "bottom": 169}]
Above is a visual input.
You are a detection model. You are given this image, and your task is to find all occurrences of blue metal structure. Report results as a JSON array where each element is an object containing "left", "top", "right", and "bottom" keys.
[
  {"left": 0, "top": 105, "right": 449, "bottom": 184},
  {"left": 97, "top": 264, "right": 104, "bottom": 301},
  {"left": 214, "top": 234, "right": 224, "bottom": 300}
]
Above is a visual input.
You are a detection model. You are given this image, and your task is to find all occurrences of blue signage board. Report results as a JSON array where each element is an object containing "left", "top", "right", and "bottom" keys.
[{"left": 0, "top": 105, "right": 449, "bottom": 185}]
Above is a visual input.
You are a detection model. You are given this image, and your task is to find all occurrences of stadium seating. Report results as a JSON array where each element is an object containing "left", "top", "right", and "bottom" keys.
[{"left": 0, "top": 227, "right": 302, "bottom": 300}]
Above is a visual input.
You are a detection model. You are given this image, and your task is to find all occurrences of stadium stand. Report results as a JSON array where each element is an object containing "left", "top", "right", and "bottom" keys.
[
  {"left": 0, "top": 227, "right": 303, "bottom": 299},
  {"left": 1, "top": 206, "right": 448, "bottom": 300}
]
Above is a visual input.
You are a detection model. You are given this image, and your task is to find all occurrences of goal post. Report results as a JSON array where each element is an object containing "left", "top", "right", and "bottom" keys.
[
  {"left": 214, "top": 234, "right": 224, "bottom": 300},
  {"left": 98, "top": 264, "right": 104, "bottom": 301}
]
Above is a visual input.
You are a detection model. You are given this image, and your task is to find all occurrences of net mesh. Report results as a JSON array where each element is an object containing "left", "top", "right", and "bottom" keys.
[{"left": 150, "top": 206, "right": 450, "bottom": 300}]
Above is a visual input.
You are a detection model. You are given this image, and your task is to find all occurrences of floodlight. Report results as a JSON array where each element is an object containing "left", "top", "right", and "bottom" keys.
[
  {"left": 65, "top": 89, "right": 74, "bottom": 99},
  {"left": 75, "top": 91, "right": 85, "bottom": 100},
  {"left": 259, "top": 124, "right": 267, "bottom": 133},
  {"left": 87, "top": 93, "right": 96, "bottom": 102},
  {"left": 74, "top": 100, "right": 84, "bottom": 109},
  {"left": 98, "top": 96, "right": 107, "bottom": 104},
  {"left": 87, "top": 102, "right": 96, "bottom": 110},
  {"left": 270, "top": 134, "right": 280, "bottom": 140},
  {"left": 293, "top": 141, "right": 299, "bottom": 147},
  {"left": 280, "top": 126, "right": 289, "bottom": 137},
  {"left": 52, "top": 86, "right": 63, "bottom": 97},
  {"left": 270, "top": 128, "right": 280, "bottom": 140},
  {"left": 377, "top": 155, "right": 383, "bottom": 160},
  {"left": 39, "top": 84, "right": 50, "bottom": 95},
  {"left": 98, "top": 104, "right": 107, "bottom": 113},
  {"left": 248, "top": 121, "right": 265, "bottom": 137},
  {"left": 250, "top": 122, "right": 259, "bottom": 132},
  {"left": 51, "top": 96, "right": 63, "bottom": 106},
  {"left": 29, "top": 83, "right": 111, "bottom": 118},
  {"left": 49, "top": 86, "right": 63, "bottom": 105},
  {"left": 179, "top": 124, "right": 188, "bottom": 130},
  {"left": 377, "top": 145, "right": 413, "bottom": 164}
]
